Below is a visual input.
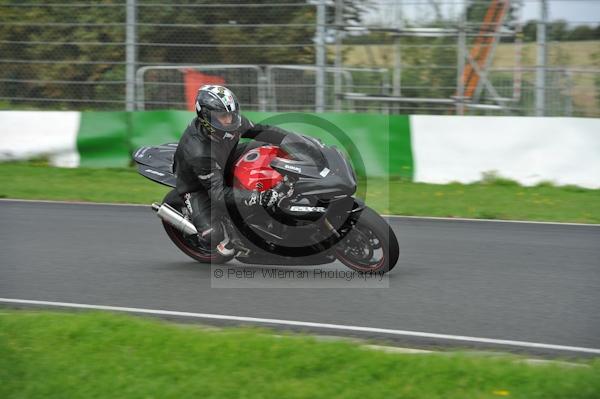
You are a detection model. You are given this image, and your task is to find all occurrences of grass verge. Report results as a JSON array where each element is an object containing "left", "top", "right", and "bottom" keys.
[
  {"left": 1, "top": 163, "right": 599, "bottom": 223},
  {"left": 1, "top": 310, "right": 599, "bottom": 399}
]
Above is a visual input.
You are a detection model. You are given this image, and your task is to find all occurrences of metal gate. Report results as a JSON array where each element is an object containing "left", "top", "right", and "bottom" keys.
[
  {"left": 136, "top": 65, "right": 265, "bottom": 111},
  {"left": 136, "top": 64, "right": 391, "bottom": 113},
  {"left": 266, "top": 65, "right": 390, "bottom": 112}
]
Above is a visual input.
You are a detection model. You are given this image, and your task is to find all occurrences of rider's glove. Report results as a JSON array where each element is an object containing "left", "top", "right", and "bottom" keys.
[
  {"left": 259, "top": 189, "right": 280, "bottom": 208},
  {"left": 245, "top": 189, "right": 281, "bottom": 208}
]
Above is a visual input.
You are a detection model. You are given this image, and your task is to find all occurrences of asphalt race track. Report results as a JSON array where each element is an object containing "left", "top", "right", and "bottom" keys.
[{"left": 1, "top": 200, "right": 599, "bottom": 356}]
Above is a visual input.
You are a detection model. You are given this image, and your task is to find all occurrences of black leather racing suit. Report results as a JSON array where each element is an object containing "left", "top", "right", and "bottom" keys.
[{"left": 173, "top": 115, "right": 293, "bottom": 244}]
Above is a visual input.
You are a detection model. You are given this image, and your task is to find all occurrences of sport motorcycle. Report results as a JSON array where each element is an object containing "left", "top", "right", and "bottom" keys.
[{"left": 133, "top": 134, "right": 399, "bottom": 273}]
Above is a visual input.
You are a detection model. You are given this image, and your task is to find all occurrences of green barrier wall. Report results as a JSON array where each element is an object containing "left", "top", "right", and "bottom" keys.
[
  {"left": 244, "top": 112, "right": 413, "bottom": 179},
  {"left": 129, "top": 110, "right": 190, "bottom": 149},
  {"left": 77, "top": 112, "right": 130, "bottom": 168},
  {"left": 77, "top": 110, "right": 413, "bottom": 178}
]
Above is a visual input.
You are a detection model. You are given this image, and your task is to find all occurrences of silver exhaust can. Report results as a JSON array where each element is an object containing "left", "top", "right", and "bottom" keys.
[{"left": 152, "top": 202, "right": 198, "bottom": 236}]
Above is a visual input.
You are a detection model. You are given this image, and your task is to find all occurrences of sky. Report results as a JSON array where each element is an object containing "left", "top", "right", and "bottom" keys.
[
  {"left": 522, "top": 0, "right": 600, "bottom": 24},
  {"left": 364, "top": 0, "right": 600, "bottom": 27}
]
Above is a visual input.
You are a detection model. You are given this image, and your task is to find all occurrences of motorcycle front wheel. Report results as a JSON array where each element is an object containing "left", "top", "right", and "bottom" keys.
[{"left": 335, "top": 206, "right": 399, "bottom": 273}]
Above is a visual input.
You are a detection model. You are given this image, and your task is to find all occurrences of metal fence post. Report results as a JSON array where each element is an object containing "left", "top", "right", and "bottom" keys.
[
  {"left": 315, "top": 0, "right": 326, "bottom": 113},
  {"left": 456, "top": 2, "right": 466, "bottom": 115},
  {"left": 535, "top": 0, "right": 548, "bottom": 116},
  {"left": 393, "top": 34, "right": 402, "bottom": 94},
  {"left": 333, "top": 0, "right": 343, "bottom": 112},
  {"left": 513, "top": 0, "right": 524, "bottom": 104},
  {"left": 391, "top": 1, "right": 402, "bottom": 114},
  {"left": 258, "top": 71, "right": 268, "bottom": 112},
  {"left": 564, "top": 69, "right": 573, "bottom": 116},
  {"left": 125, "top": 0, "right": 137, "bottom": 111},
  {"left": 393, "top": 36, "right": 402, "bottom": 96}
]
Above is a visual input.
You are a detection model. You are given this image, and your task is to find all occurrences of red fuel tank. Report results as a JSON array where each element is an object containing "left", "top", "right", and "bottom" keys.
[{"left": 234, "top": 145, "right": 288, "bottom": 192}]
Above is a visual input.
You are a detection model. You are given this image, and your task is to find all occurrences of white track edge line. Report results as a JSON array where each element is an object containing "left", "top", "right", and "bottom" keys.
[
  {"left": 2, "top": 198, "right": 598, "bottom": 227},
  {"left": 1, "top": 298, "right": 599, "bottom": 355},
  {"left": 381, "top": 214, "right": 600, "bottom": 227}
]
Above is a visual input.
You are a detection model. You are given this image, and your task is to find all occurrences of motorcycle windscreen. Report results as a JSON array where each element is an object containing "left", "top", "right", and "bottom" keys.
[{"left": 279, "top": 134, "right": 327, "bottom": 168}]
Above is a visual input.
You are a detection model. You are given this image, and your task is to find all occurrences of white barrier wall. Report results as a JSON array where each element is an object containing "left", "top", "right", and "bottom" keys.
[
  {"left": 0, "top": 111, "right": 81, "bottom": 167},
  {"left": 1, "top": 111, "right": 599, "bottom": 189},
  {"left": 411, "top": 116, "right": 600, "bottom": 189}
]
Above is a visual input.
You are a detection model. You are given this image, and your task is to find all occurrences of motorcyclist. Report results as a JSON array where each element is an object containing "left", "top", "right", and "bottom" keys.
[{"left": 173, "top": 84, "right": 295, "bottom": 256}]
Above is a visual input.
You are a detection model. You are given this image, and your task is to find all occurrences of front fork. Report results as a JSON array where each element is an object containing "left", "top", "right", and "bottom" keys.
[{"left": 315, "top": 197, "right": 365, "bottom": 250}]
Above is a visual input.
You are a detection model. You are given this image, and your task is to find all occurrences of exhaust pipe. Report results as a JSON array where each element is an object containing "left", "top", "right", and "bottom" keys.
[
  {"left": 151, "top": 202, "right": 236, "bottom": 257},
  {"left": 151, "top": 202, "right": 198, "bottom": 236}
]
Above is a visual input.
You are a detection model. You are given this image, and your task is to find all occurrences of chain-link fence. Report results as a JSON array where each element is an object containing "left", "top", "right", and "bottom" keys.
[
  {"left": 138, "top": 65, "right": 265, "bottom": 110},
  {"left": 0, "top": 0, "right": 598, "bottom": 116}
]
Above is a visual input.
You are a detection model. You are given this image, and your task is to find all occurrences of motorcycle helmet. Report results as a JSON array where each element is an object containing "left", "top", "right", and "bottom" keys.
[{"left": 195, "top": 85, "right": 242, "bottom": 141}]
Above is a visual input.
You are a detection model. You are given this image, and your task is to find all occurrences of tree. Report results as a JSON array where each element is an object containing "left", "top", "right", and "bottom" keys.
[
  {"left": 567, "top": 25, "right": 595, "bottom": 41},
  {"left": 548, "top": 20, "right": 568, "bottom": 41},
  {"left": 522, "top": 20, "right": 537, "bottom": 42},
  {"left": 466, "top": 0, "right": 516, "bottom": 31},
  {"left": 521, "top": 19, "right": 599, "bottom": 43},
  {"left": 0, "top": 0, "right": 126, "bottom": 109},
  {"left": 0, "top": 0, "right": 371, "bottom": 110}
]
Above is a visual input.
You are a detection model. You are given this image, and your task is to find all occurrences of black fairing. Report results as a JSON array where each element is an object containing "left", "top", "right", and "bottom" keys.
[
  {"left": 132, "top": 137, "right": 357, "bottom": 199},
  {"left": 133, "top": 143, "right": 178, "bottom": 187},
  {"left": 270, "top": 159, "right": 323, "bottom": 179},
  {"left": 268, "top": 135, "right": 357, "bottom": 199},
  {"left": 287, "top": 146, "right": 357, "bottom": 199}
]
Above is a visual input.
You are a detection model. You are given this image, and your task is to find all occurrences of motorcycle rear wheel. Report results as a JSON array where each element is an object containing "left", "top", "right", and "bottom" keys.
[
  {"left": 335, "top": 206, "right": 399, "bottom": 273},
  {"left": 161, "top": 190, "right": 233, "bottom": 264}
]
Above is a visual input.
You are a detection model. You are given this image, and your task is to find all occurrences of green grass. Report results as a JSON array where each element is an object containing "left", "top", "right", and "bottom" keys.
[
  {"left": 1, "top": 163, "right": 599, "bottom": 223},
  {"left": 0, "top": 162, "right": 171, "bottom": 204},
  {"left": 368, "top": 177, "right": 600, "bottom": 224},
  {"left": 1, "top": 310, "right": 599, "bottom": 399}
]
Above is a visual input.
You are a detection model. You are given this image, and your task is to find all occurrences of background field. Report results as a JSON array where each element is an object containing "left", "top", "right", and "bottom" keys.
[
  {"left": 343, "top": 41, "right": 600, "bottom": 69},
  {"left": 342, "top": 40, "right": 600, "bottom": 116}
]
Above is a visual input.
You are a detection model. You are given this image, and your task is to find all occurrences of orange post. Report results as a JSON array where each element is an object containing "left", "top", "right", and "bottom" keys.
[{"left": 459, "top": 0, "right": 509, "bottom": 99}]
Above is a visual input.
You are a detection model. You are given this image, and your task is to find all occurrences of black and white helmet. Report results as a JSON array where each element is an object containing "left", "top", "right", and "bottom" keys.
[{"left": 195, "top": 85, "right": 242, "bottom": 140}]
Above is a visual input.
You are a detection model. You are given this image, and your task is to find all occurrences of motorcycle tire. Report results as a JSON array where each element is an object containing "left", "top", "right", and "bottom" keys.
[
  {"left": 160, "top": 189, "right": 234, "bottom": 264},
  {"left": 335, "top": 206, "right": 399, "bottom": 273}
]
